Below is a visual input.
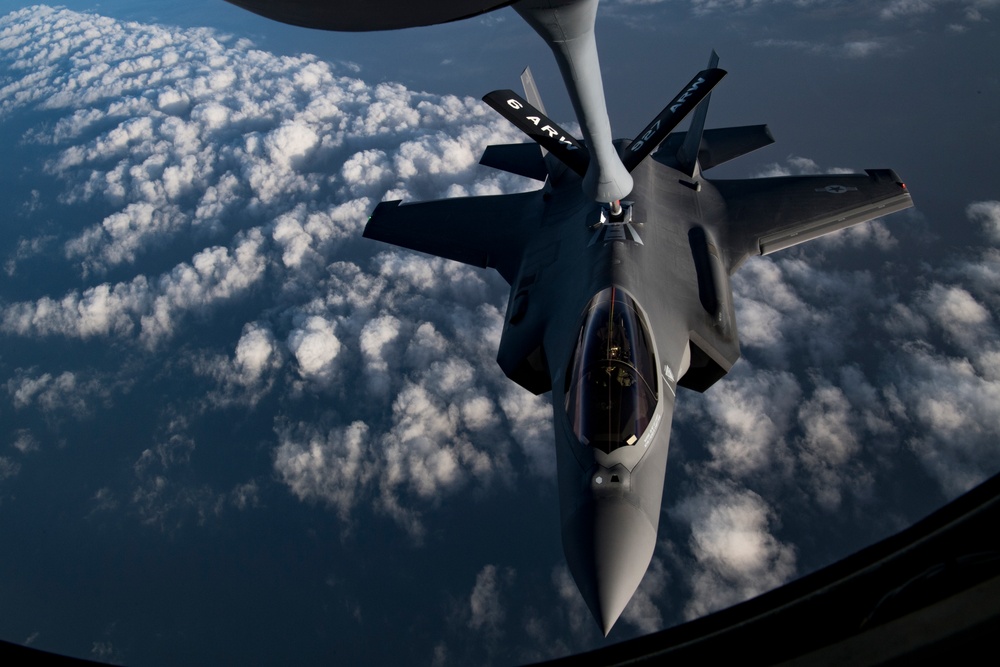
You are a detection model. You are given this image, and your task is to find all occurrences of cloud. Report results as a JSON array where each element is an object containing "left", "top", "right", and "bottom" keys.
[
  {"left": 1, "top": 229, "right": 269, "bottom": 348},
  {"left": 663, "top": 191, "right": 1000, "bottom": 633},
  {"left": 359, "top": 313, "right": 401, "bottom": 393},
  {"left": 468, "top": 564, "right": 512, "bottom": 634},
  {"left": 795, "top": 382, "right": 868, "bottom": 510},
  {"left": 967, "top": 201, "right": 1000, "bottom": 243},
  {"left": 381, "top": 379, "right": 487, "bottom": 499},
  {"left": 11, "top": 429, "right": 40, "bottom": 454},
  {"left": 876, "top": 0, "right": 1000, "bottom": 19},
  {"left": 499, "top": 388, "right": 555, "bottom": 477},
  {"left": 696, "top": 198, "right": 1000, "bottom": 510},
  {"left": 620, "top": 556, "right": 668, "bottom": 633},
  {"left": 191, "top": 321, "right": 282, "bottom": 407},
  {"left": 919, "top": 283, "right": 992, "bottom": 350},
  {"left": 6, "top": 368, "right": 110, "bottom": 416},
  {"left": 752, "top": 156, "right": 855, "bottom": 178},
  {"left": 64, "top": 202, "right": 187, "bottom": 274},
  {"left": 889, "top": 343, "right": 1000, "bottom": 497},
  {"left": 129, "top": 416, "right": 259, "bottom": 529},
  {"left": 3, "top": 6, "right": 999, "bottom": 654},
  {"left": 674, "top": 481, "right": 797, "bottom": 619},
  {"left": 0, "top": 6, "right": 546, "bottom": 549},
  {"left": 0, "top": 455, "right": 20, "bottom": 481},
  {"left": 668, "top": 0, "right": 999, "bottom": 22},
  {"left": 736, "top": 250, "right": 901, "bottom": 371},
  {"left": 287, "top": 315, "right": 342, "bottom": 386},
  {"left": 274, "top": 420, "right": 374, "bottom": 522},
  {"left": 551, "top": 564, "right": 596, "bottom": 637},
  {"left": 753, "top": 37, "right": 891, "bottom": 59},
  {"left": 680, "top": 363, "right": 800, "bottom": 478},
  {"left": 273, "top": 351, "right": 518, "bottom": 539}
]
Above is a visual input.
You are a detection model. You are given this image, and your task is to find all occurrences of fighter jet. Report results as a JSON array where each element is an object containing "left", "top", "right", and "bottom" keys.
[{"left": 224, "top": 0, "right": 914, "bottom": 635}]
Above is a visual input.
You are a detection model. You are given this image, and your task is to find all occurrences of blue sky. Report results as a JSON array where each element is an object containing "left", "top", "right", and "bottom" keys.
[{"left": 0, "top": 1, "right": 999, "bottom": 664}]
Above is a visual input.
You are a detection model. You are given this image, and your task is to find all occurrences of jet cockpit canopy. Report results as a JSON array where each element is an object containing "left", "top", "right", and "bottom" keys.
[{"left": 565, "top": 288, "right": 658, "bottom": 454}]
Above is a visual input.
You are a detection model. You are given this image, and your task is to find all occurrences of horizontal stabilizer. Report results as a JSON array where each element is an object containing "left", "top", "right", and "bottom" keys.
[
  {"left": 656, "top": 125, "right": 775, "bottom": 171},
  {"left": 483, "top": 89, "right": 590, "bottom": 177},
  {"left": 621, "top": 67, "right": 727, "bottom": 172},
  {"left": 479, "top": 143, "right": 549, "bottom": 181}
]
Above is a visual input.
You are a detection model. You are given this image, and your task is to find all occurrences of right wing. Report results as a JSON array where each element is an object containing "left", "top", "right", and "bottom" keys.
[
  {"left": 363, "top": 191, "right": 543, "bottom": 285},
  {"left": 716, "top": 169, "right": 912, "bottom": 271}
]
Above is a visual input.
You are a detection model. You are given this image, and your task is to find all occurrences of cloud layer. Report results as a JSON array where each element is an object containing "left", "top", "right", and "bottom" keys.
[{"left": 1, "top": 4, "right": 999, "bottom": 662}]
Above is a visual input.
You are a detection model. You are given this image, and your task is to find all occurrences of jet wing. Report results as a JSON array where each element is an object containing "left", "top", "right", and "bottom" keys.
[
  {"left": 363, "top": 191, "right": 542, "bottom": 285},
  {"left": 716, "top": 169, "right": 913, "bottom": 270}
]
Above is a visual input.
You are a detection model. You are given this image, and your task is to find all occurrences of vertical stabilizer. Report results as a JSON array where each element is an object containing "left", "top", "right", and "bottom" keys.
[
  {"left": 520, "top": 67, "right": 550, "bottom": 163},
  {"left": 520, "top": 66, "right": 547, "bottom": 115},
  {"left": 677, "top": 50, "right": 720, "bottom": 177}
]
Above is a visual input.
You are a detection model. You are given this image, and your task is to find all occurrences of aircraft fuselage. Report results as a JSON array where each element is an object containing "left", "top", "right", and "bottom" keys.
[{"left": 499, "top": 149, "right": 736, "bottom": 631}]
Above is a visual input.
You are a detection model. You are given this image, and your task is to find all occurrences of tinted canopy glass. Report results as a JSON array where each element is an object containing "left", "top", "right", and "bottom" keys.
[{"left": 564, "top": 288, "right": 658, "bottom": 454}]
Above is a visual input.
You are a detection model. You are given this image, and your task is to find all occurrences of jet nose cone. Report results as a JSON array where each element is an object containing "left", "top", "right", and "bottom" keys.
[{"left": 563, "top": 498, "right": 657, "bottom": 636}]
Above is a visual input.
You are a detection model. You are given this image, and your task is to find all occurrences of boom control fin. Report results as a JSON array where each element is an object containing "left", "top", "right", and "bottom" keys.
[
  {"left": 622, "top": 65, "right": 727, "bottom": 172},
  {"left": 483, "top": 89, "right": 590, "bottom": 178}
]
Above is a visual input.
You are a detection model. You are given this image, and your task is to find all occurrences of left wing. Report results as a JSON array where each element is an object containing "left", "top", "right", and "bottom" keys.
[
  {"left": 717, "top": 169, "right": 912, "bottom": 271},
  {"left": 363, "top": 191, "right": 543, "bottom": 285}
]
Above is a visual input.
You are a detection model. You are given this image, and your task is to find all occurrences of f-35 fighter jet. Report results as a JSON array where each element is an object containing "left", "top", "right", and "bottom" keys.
[{"left": 225, "top": 0, "right": 913, "bottom": 634}]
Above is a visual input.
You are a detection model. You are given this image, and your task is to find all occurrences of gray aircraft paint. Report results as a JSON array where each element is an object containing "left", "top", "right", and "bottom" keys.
[
  {"left": 224, "top": 0, "right": 913, "bottom": 635},
  {"left": 366, "top": 107, "right": 911, "bottom": 634}
]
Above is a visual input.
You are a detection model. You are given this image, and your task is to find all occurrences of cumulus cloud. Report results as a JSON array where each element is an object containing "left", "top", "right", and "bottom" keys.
[
  {"left": 468, "top": 564, "right": 512, "bottom": 634},
  {"left": 661, "top": 189, "right": 1000, "bottom": 634},
  {"left": 0, "top": 6, "right": 548, "bottom": 550},
  {"left": 191, "top": 321, "right": 282, "bottom": 407},
  {"left": 551, "top": 564, "right": 597, "bottom": 637},
  {"left": 671, "top": 0, "right": 998, "bottom": 23},
  {"left": 274, "top": 420, "right": 373, "bottom": 522},
  {"left": 0, "top": 455, "right": 20, "bottom": 481},
  {"left": 753, "top": 37, "right": 891, "bottom": 59},
  {"left": 919, "top": 283, "right": 992, "bottom": 350},
  {"left": 795, "top": 383, "right": 868, "bottom": 510},
  {"left": 1, "top": 229, "right": 269, "bottom": 348},
  {"left": 499, "top": 388, "right": 554, "bottom": 476},
  {"left": 11, "top": 429, "right": 40, "bottom": 454},
  {"left": 967, "top": 201, "right": 1000, "bottom": 243},
  {"left": 130, "top": 418, "right": 259, "bottom": 528},
  {"left": 359, "top": 313, "right": 401, "bottom": 393},
  {"left": 6, "top": 368, "right": 109, "bottom": 416},
  {"left": 64, "top": 202, "right": 187, "bottom": 274},
  {"left": 381, "top": 379, "right": 489, "bottom": 498},
  {"left": 692, "top": 197, "right": 1000, "bottom": 516},
  {"left": 752, "top": 156, "right": 854, "bottom": 178},
  {"left": 675, "top": 481, "right": 797, "bottom": 619},
  {"left": 620, "top": 557, "right": 668, "bottom": 633},
  {"left": 3, "top": 5, "right": 1000, "bottom": 653},
  {"left": 889, "top": 343, "right": 1000, "bottom": 497},
  {"left": 877, "top": 0, "right": 1000, "bottom": 20},
  {"left": 273, "top": 351, "right": 519, "bottom": 539},
  {"left": 681, "top": 364, "right": 800, "bottom": 477},
  {"left": 287, "top": 315, "right": 342, "bottom": 386}
]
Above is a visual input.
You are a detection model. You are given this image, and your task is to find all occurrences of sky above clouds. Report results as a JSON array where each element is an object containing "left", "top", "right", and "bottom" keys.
[{"left": 0, "top": 1, "right": 998, "bottom": 664}]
